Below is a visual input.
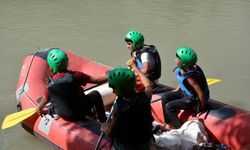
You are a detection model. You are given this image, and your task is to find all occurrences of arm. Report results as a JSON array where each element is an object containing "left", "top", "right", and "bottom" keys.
[
  {"left": 74, "top": 71, "right": 107, "bottom": 85},
  {"left": 127, "top": 53, "right": 150, "bottom": 74},
  {"left": 88, "top": 75, "right": 107, "bottom": 84},
  {"left": 101, "top": 110, "right": 118, "bottom": 138},
  {"left": 130, "top": 60, "right": 154, "bottom": 99},
  {"left": 140, "top": 52, "right": 150, "bottom": 74},
  {"left": 141, "top": 62, "right": 150, "bottom": 74},
  {"left": 36, "top": 96, "right": 49, "bottom": 115},
  {"left": 172, "top": 86, "right": 180, "bottom": 92},
  {"left": 186, "top": 77, "right": 206, "bottom": 110}
]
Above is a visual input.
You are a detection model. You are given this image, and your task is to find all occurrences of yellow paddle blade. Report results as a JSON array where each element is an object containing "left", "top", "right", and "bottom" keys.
[
  {"left": 2, "top": 108, "right": 36, "bottom": 129},
  {"left": 207, "top": 78, "right": 221, "bottom": 86}
]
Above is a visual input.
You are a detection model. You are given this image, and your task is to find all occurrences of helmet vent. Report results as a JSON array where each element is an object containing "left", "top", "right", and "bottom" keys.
[
  {"left": 118, "top": 72, "right": 121, "bottom": 76},
  {"left": 50, "top": 54, "right": 55, "bottom": 58}
]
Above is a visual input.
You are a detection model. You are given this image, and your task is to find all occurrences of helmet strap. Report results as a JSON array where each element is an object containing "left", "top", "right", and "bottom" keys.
[
  {"left": 182, "top": 64, "right": 191, "bottom": 72},
  {"left": 50, "top": 68, "right": 56, "bottom": 74},
  {"left": 172, "top": 67, "right": 178, "bottom": 72}
]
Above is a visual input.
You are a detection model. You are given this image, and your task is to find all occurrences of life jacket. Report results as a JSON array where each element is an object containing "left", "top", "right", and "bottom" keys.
[
  {"left": 175, "top": 65, "right": 210, "bottom": 101},
  {"left": 115, "top": 92, "right": 154, "bottom": 146},
  {"left": 48, "top": 72, "right": 88, "bottom": 120},
  {"left": 133, "top": 44, "right": 161, "bottom": 81}
]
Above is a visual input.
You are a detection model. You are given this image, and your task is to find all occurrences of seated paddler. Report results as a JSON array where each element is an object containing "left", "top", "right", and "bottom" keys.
[{"left": 36, "top": 48, "right": 107, "bottom": 122}]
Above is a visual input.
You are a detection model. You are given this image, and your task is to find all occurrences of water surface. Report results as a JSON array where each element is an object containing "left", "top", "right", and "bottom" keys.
[{"left": 1, "top": 0, "right": 250, "bottom": 149}]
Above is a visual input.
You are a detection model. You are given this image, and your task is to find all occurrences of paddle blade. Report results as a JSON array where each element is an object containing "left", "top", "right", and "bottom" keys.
[
  {"left": 2, "top": 108, "right": 36, "bottom": 129},
  {"left": 207, "top": 78, "right": 221, "bottom": 86}
]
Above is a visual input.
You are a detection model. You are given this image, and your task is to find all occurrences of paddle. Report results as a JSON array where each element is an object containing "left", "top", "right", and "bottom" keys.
[
  {"left": 1, "top": 108, "right": 36, "bottom": 129},
  {"left": 206, "top": 78, "right": 221, "bottom": 86},
  {"left": 95, "top": 99, "right": 117, "bottom": 150}
]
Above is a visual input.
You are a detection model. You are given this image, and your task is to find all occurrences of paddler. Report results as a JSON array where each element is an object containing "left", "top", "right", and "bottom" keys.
[
  {"left": 37, "top": 48, "right": 107, "bottom": 122},
  {"left": 125, "top": 30, "right": 162, "bottom": 92},
  {"left": 161, "top": 47, "right": 210, "bottom": 130},
  {"left": 101, "top": 63, "right": 154, "bottom": 150}
]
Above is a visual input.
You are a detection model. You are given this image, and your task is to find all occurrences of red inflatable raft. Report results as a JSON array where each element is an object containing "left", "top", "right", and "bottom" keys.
[{"left": 15, "top": 48, "right": 250, "bottom": 150}]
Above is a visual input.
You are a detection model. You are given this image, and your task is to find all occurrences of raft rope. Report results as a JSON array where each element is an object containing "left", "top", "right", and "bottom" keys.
[
  {"left": 21, "top": 48, "right": 43, "bottom": 107},
  {"left": 21, "top": 48, "right": 42, "bottom": 92}
]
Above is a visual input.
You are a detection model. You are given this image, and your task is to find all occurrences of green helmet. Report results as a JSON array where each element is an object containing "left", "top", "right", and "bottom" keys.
[
  {"left": 176, "top": 47, "right": 197, "bottom": 69},
  {"left": 108, "top": 67, "right": 136, "bottom": 96},
  {"left": 125, "top": 30, "right": 144, "bottom": 51},
  {"left": 47, "top": 48, "right": 68, "bottom": 73}
]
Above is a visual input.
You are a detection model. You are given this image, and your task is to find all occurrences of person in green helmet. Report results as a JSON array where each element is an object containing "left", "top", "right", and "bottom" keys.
[
  {"left": 37, "top": 48, "right": 107, "bottom": 122},
  {"left": 161, "top": 47, "right": 210, "bottom": 131},
  {"left": 125, "top": 30, "right": 161, "bottom": 91},
  {"left": 101, "top": 62, "right": 154, "bottom": 150}
]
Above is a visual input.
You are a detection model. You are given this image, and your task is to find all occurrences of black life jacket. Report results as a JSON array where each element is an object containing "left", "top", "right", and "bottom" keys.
[
  {"left": 48, "top": 72, "right": 88, "bottom": 120},
  {"left": 115, "top": 92, "right": 154, "bottom": 146},
  {"left": 133, "top": 44, "right": 161, "bottom": 81}
]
